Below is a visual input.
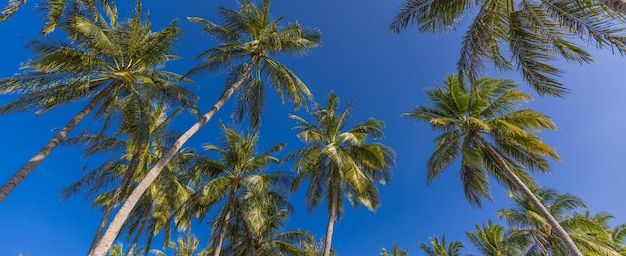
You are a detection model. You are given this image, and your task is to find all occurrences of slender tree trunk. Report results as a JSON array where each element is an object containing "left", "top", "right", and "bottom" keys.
[
  {"left": 90, "top": 61, "right": 255, "bottom": 256},
  {"left": 126, "top": 211, "right": 148, "bottom": 256},
  {"left": 214, "top": 189, "right": 236, "bottom": 256},
  {"left": 323, "top": 175, "right": 339, "bottom": 256},
  {"left": 0, "top": 83, "right": 117, "bottom": 203},
  {"left": 88, "top": 146, "right": 146, "bottom": 254},
  {"left": 475, "top": 134, "right": 583, "bottom": 256},
  {"left": 598, "top": 0, "right": 626, "bottom": 15}
]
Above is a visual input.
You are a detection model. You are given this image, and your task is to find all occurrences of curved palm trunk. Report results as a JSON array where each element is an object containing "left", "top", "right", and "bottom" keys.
[
  {"left": 214, "top": 189, "right": 236, "bottom": 256},
  {"left": 0, "top": 83, "right": 117, "bottom": 203},
  {"left": 88, "top": 146, "right": 146, "bottom": 254},
  {"left": 599, "top": 0, "right": 626, "bottom": 15},
  {"left": 475, "top": 134, "right": 583, "bottom": 256},
  {"left": 323, "top": 175, "right": 339, "bottom": 256},
  {"left": 90, "top": 61, "right": 255, "bottom": 256}
]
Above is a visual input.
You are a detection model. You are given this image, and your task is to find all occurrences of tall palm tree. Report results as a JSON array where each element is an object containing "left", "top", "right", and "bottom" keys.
[
  {"left": 497, "top": 188, "right": 622, "bottom": 255},
  {"left": 382, "top": 242, "right": 409, "bottom": 256},
  {"left": 185, "top": 123, "right": 289, "bottom": 256},
  {"left": 91, "top": 1, "right": 320, "bottom": 254},
  {"left": 288, "top": 92, "right": 396, "bottom": 256},
  {"left": 419, "top": 235, "right": 464, "bottom": 256},
  {"left": 466, "top": 221, "right": 522, "bottom": 256},
  {"left": 0, "top": 2, "right": 197, "bottom": 203},
  {"left": 402, "top": 73, "right": 584, "bottom": 255},
  {"left": 390, "top": 0, "right": 626, "bottom": 97}
]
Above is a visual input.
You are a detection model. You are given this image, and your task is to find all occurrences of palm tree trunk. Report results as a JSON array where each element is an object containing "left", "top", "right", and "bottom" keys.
[
  {"left": 475, "top": 134, "right": 583, "bottom": 256},
  {"left": 214, "top": 189, "right": 236, "bottom": 256},
  {"left": 88, "top": 146, "right": 146, "bottom": 254},
  {"left": 90, "top": 61, "right": 255, "bottom": 256},
  {"left": 0, "top": 83, "right": 117, "bottom": 203},
  {"left": 598, "top": 0, "right": 626, "bottom": 15},
  {"left": 323, "top": 175, "right": 339, "bottom": 256},
  {"left": 126, "top": 211, "right": 148, "bottom": 256}
]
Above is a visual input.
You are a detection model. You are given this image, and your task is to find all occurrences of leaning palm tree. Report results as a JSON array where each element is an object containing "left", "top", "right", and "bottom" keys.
[
  {"left": 0, "top": 1, "right": 197, "bottom": 203},
  {"left": 185, "top": 123, "right": 289, "bottom": 256},
  {"left": 498, "top": 188, "right": 622, "bottom": 255},
  {"left": 466, "top": 221, "right": 522, "bottom": 256},
  {"left": 402, "top": 73, "right": 584, "bottom": 255},
  {"left": 382, "top": 242, "right": 409, "bottom": 256},
  {"left": 419, "top": 235, "right": 464, "bottom": 256},
  {"left": 390, "top": 0, "right": 626, "bottom": 97},
  {"left": 288, "top": 92, "right": 396, "bottom": 256},
  {"left": 91, "top": 1, "right": 320, "bottom": 254}
]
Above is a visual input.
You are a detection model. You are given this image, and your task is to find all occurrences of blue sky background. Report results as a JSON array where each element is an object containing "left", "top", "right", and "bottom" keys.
[{"left": 0, "top": 0, "right": 625, "bottom": 255}]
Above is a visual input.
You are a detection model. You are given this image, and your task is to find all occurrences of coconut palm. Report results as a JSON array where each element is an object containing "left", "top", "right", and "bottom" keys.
[
  {"left": 0, "top": 1, "right": 197, "bottom": 203},
  {"left": 419, "top": 235, "right": 464, "bottom": 256},
  {"left": 382, "top": 242, "right": 409, "bottom": 256},
  {"left": 402, "top": 73, "right": 584, "bottom": 255},
  {"left": 91, "top": 1, "right": 320, "bottom": 253},
  {"left": 184, "top": 123, "right": 289, "bottom": 256},
  {"left": 498, "top": 188, "right": 622, "bottom": 255},
  {"left": 61, "top": 103, "right": 198, "bottom": 255},
  {"left": 288, "top": 92, "right": 395, "bottom": 256},
  {"left": 150, "top": 232, "right": 208, "bottom": 256},
  {"left": 390, "top": 0, "right": 626, "bottom": 97},
  {"left": 466, "top": 221, "right": 522, "bottom": 256}
]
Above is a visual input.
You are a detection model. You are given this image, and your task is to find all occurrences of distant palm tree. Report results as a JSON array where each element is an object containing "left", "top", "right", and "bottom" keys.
[
  {"left": 498, "top": 188, "right": 623, "bottom": 255},
  {"left": 150, "top": 232, "right": 208, "bottom": 256},
  {"left": 466, "top": 221, "right": 522, "bottom": 256},
  {"left": 419, "top": 235, "right": 464, "bottom": 256},
  {"left": 91, "top": 1, "right": 320, "bottom": 254},
  {"left": 390, "top": 0, "right": 626, "bottom": 97},
  {"left": 402, "top": 73, "right": 582, "bottom": 255},
  {"left": 186, "top": 123, "right": 288, "bottom": 256},
  {"left": 288, "top": 92, "right": 396, "bottom": 256},
  {"left": 382, "top": 242, "right": 409, "bottom": 256},
  {"left": 0, "top": 1, "right": 196, "bottom": 203}
]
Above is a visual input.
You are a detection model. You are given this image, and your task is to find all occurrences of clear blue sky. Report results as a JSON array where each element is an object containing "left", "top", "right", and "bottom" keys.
[{"left": 0, "top": 0, "right": 625, "bottom": 255}]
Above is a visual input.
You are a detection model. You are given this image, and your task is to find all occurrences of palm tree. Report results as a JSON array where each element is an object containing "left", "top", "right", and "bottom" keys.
[
  {"left": 419, "top": 235, "right": 464, "bottom": 256},
  {"left": 288, "top": 91, "right": 396, "bottom": 256},
  {"left": 150, "top": 232, "right": 208, "bottom": 256},
  {"left": 497, "top": 188, "right": 622, "bottom": 255},
  {"left": 0, "top": 1, "right": 197, "bottom": 203},
  {"left": 382, "top": 242, "right": 409, "bottom": 256},
  {"left": 60, "top": 103, "right": 198, "bottom": 255},
  {"left": 184, "top": 123, "right": 289, "bottom": 256},
  {"left": 91, "top": 1, "right": 320, "bottom": 254},
  {"left": 466, "top": 221, "right": 522, "bottom": 256},
  {"left": 390, "top": 0, "right": 626, "bottom": 97},
  {"left": 402, "top": 73, "right": 584, "bottom": 255}
]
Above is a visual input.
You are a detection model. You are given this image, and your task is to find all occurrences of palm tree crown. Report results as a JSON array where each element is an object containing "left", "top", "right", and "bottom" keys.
[
  {"left": 188, "top": 0, "right": 322, "bottom": 128},
  {"left": 288, "top": 91, "right": 395, "bottom": 256},
  {"left": 391, "top": 0, "right": 626, "bottom": 97}
]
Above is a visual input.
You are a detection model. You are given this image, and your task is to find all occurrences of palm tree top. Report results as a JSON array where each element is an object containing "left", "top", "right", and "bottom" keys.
[
  {"left": 187, "top": 0, "right": 321, "bottom": 128},
  {"left": 390, "top": 0, "right": 626, "bottom": 97},
  {"left": 403, "top": 73, "right": 559, "bottom": 206}
]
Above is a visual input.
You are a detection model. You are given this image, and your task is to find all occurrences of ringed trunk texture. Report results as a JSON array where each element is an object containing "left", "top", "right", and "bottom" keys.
[
  {"left": 90, "top": 62, "right": 254, "bottom": 256},
  {"left": 88, "top": 147, "right": 145, "bottom": 255},
  {"left": 598, "top": 0, "right": 626, "bottom": 15},
  {"left": 475, "top": 134, "right": 583, "bottom": 256},
  {"left": 323, "top": 176, "right": 339, "bottom": 256},
  {"left": 214, "top": 189, "right": 236, "bottom": 256},
  {"left": 0, "top": 83, "right": 117, "bottom": 203}
]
